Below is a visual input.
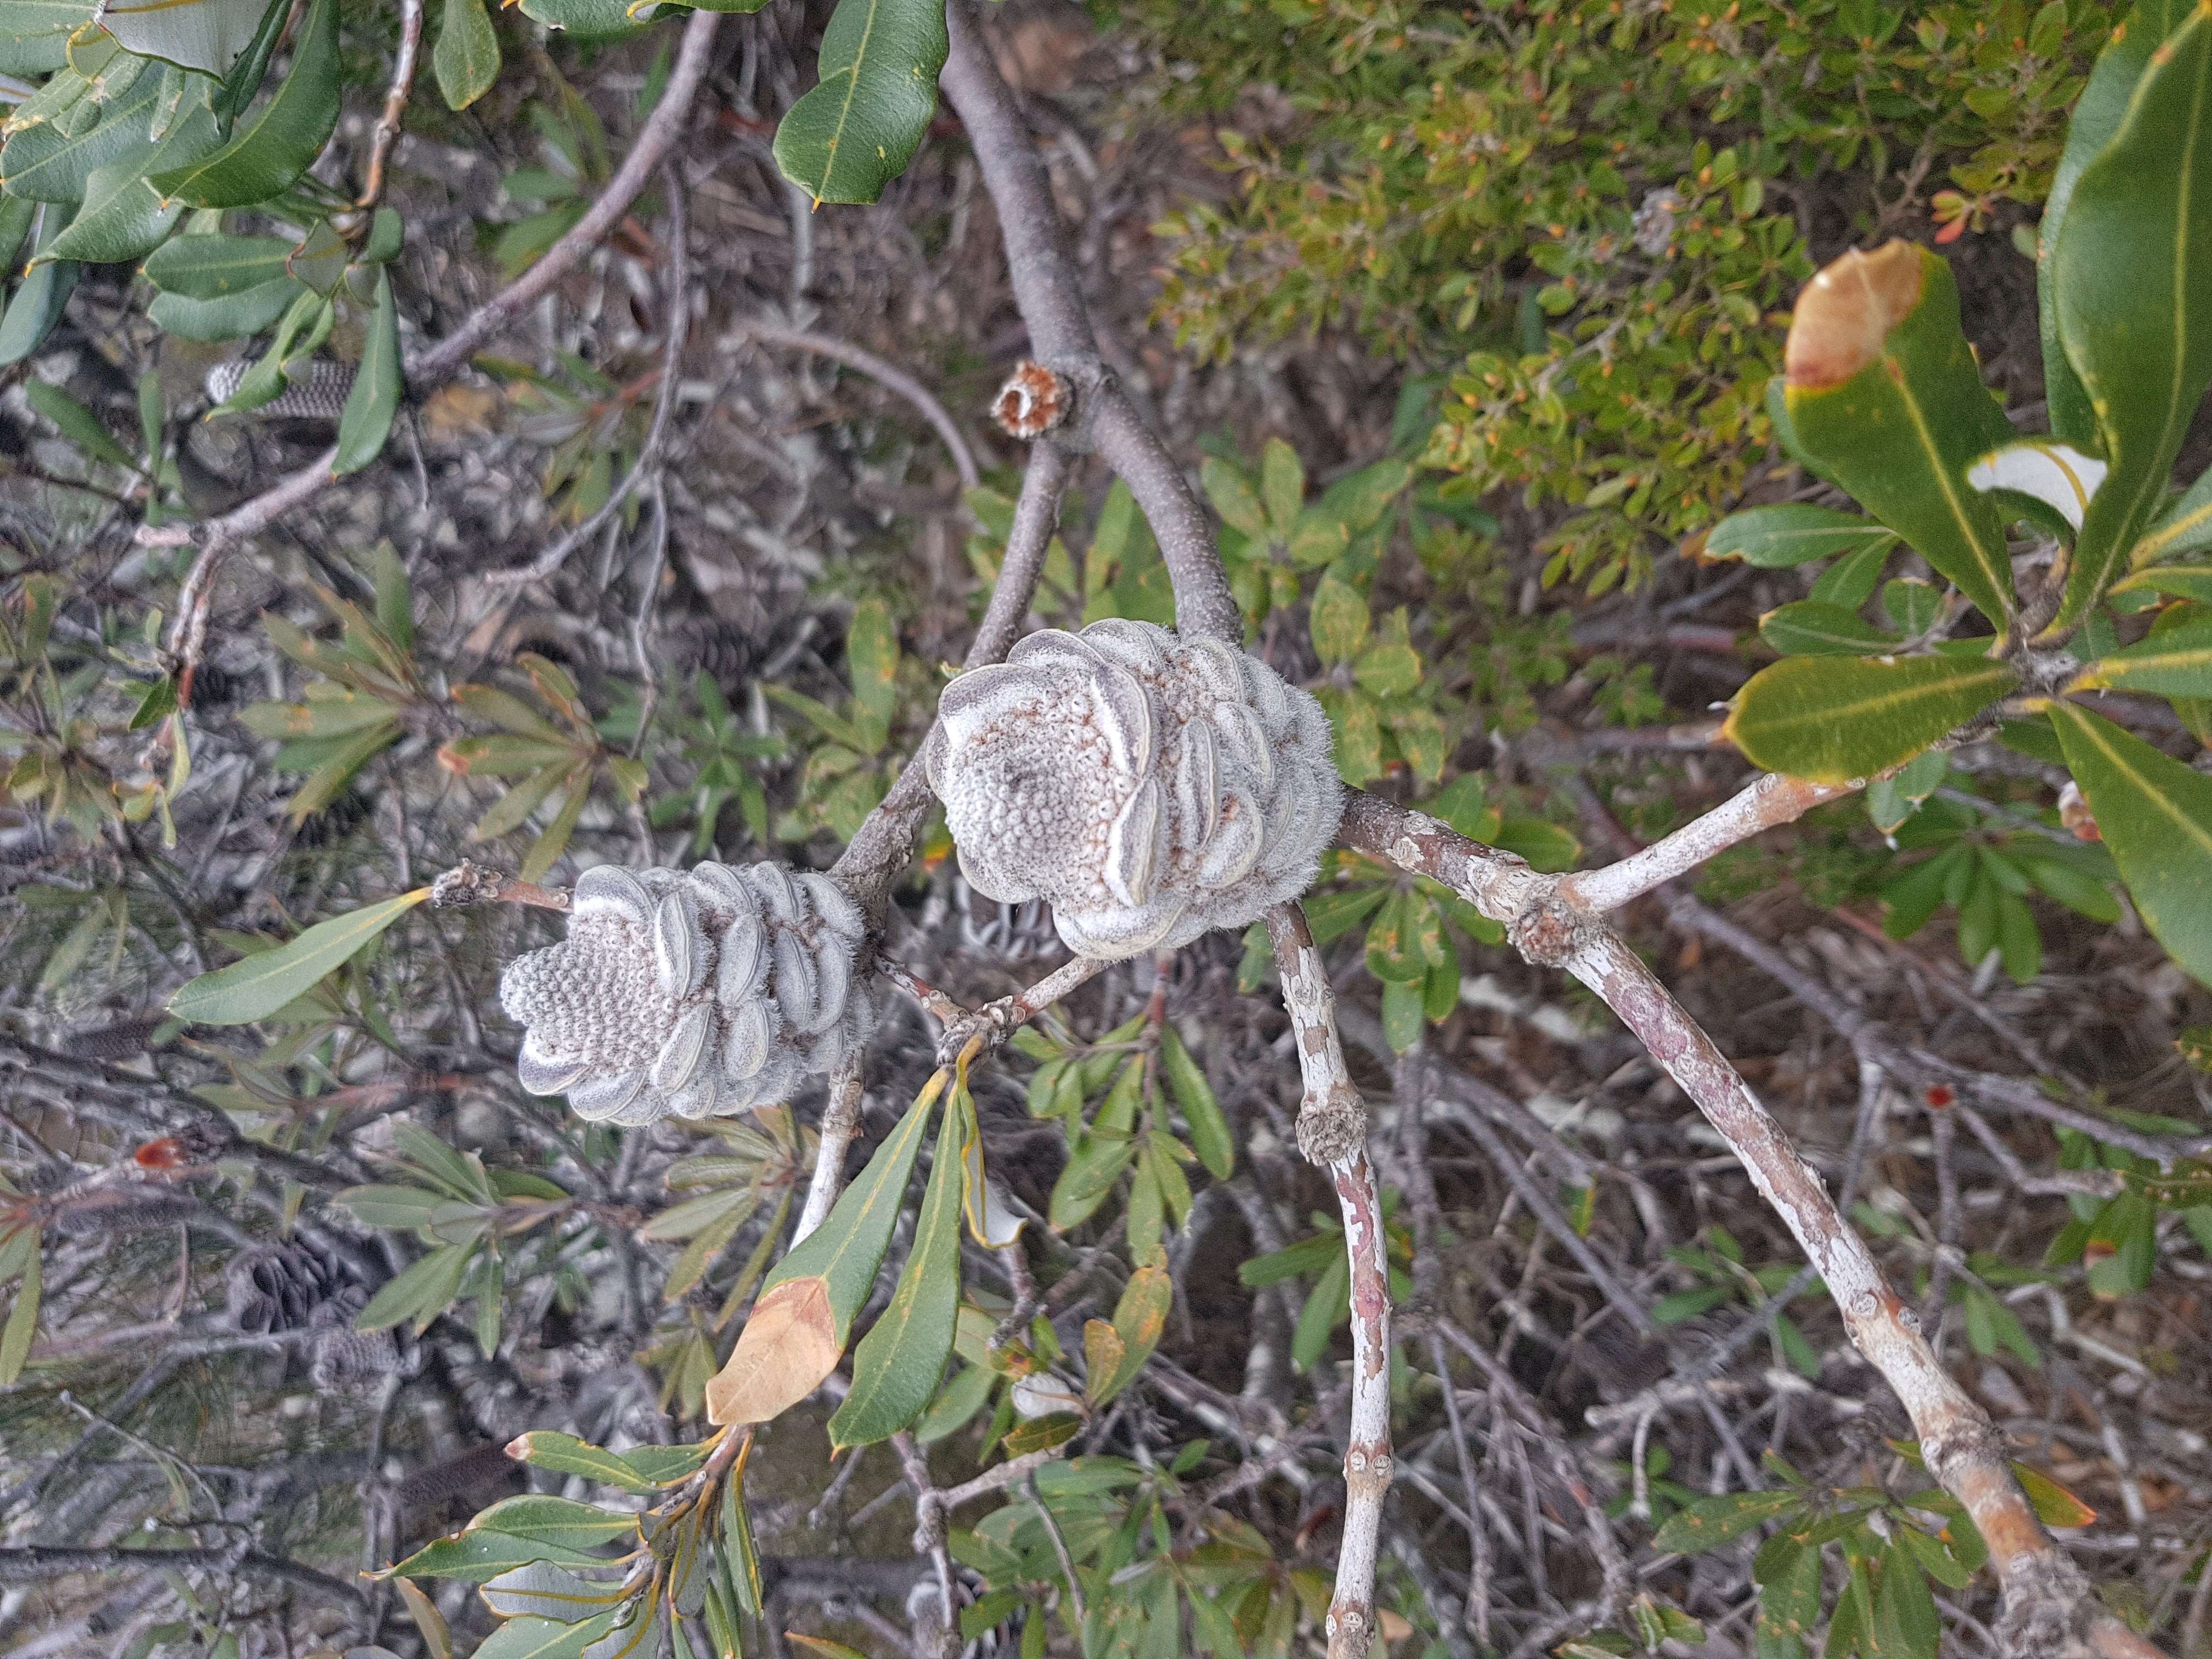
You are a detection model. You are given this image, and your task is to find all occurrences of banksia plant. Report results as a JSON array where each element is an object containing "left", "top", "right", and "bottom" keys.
[
  {"left": 500, "top": 862, "right": 876, "bottom": 1125},
  {"left": 926, "top": 619, "right": 1342, "bottom": 958}
]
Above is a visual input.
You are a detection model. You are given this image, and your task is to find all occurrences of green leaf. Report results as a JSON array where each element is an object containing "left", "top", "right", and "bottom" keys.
[
  {"left": 846, "top": 596, "right": 899, "bottom": 735},
  {"left": 168, "top": 888, "right": 431, "bottom": 1024},
  {"left": 212, "top": 0, "right": 290, "bottom": 132},
  {"left": 1308, "top": 571, "right": 1369, "bottom": 662},
  {"left": 1290, "top": 1249, "right": 1348, "bottom": 1373},
  {"left": 472, "top": 1495, "right": 639, "bottom": 1553},
  {"left": 1381, "top": 977, "right": 1425, "bottom": 1052},
  {"left": 771, "top": 0, "right": 947, "bottom": 206},
  {"left": 1809, "top": 535, "right": 1894, "bottom": 609},
  {"left": 1099, "top": 1264, "right": 1171, "bottom": 1402},
  {"left": 1160, "top": 1024, "right": 1232, "bottom": 1180},
  {"left": 333, "top": 266, "right": 402, "bottom": 475},
  {"left": 332, "top": 1183, "right": 450, "bottom": 1230},
  {"left": 1758, "top": 601, "right": 1900, "bottom": 658},
  {"left": 1866, "top": 747, "right": 1947, "bottom": 834},
  {"left": 471, "top": 1611, "right": 627, "bottom": 1659},
  {"left": 42, "top": 153, "right": 193, "bottom": 264},
  {"left": 0, "top": 64, "right": 165, "bottom": 203},
  {"left": 384, "top": 1529, "right": 589, "bottom": 1583},
  {"left": 25, "top": 379, "right": 136, "bottom": 469},
  {"left": 354, "top": 1240, "right": 474, "bottom": 1333},
  {"left": 2073, "top": 605, "right": 2212, "bottom": 698},
  {"left": 1650, "top": 1488, "right": 1804, "bottom": 1555},
  {"left": 1882, "top": 578, "right": 1943, "bottom": 636},
  {"left": 435, "top": 0, "right": 502, "bottom": 110},
  {"left": 2047, "top": 701, "right": 2212, "bottom": 987},
  {"left": 2038, "top": 0, "right": 2178, "bottom": 452},
  {"left": 706, "top": 1074, "right": 942, "bottom": 1426},
  {"left": 1202, "top": 457, "right": 1269, "bottom": 540},
  {"left": 0, "top": 1229, "right": 41, "bottom": 1385},
  {"left": 149, "top": 0, "right": 339, "bottom": 207},
  {"left": 2049, "top": 4, "right": 2212, "bottom": 630},
  {"left": 1705, "top": 505, "right": 1894, "bottom": 568},
  {"left": 1784, "top": 242, "right": 2018, "bottom": 631},
  {"left": 99, "top": 0, "right": 267, "bottom": 76},
  {"left": 1260, "top": 438, "right": 1305, "bottom": 539},
  {"left": 1493, "top": 816, "right": 1581, "bottom": 873},
  {"left": 504, "top": 1432, "right": 663, "bottom": 1496},
  {"left": 143, "top": 230, "right": 293, "bottom": 296},
  {"left": 148, "top": 274, "right": 303, "bottom": 341},
  {"left": 1724, "top": 655, "right": 2019, "bottom": 784},
  {"left": 479, "top": 1562, "right": 632, "bottom": 1622},
  {"left": 2012, "top": 1462, "right": 2097, "bottom": 1528},
  {"left": 830, "top": 1097, "right": 965, "bottom": 1448},
  {"left": 0, "top": 0, "right": 94, "bottom": 76},
  {"left": 2132, "top": 460, "right": 2212, "bottom": 567},
  {"left": 1874, "top": 1538, "right": 1941, "bottom": 1658},
  {"left": 208, "top": 284, "right": 330, "bottom": 415}
]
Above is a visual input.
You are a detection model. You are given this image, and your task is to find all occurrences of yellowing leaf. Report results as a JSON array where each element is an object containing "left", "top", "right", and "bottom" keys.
[{"left": 702, "top": 1276, "right": 839, "bottom": 1427}]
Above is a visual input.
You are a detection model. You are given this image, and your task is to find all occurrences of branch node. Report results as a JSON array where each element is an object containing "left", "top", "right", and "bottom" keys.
[
  {"left": 991, "top": 360, "right": 1075, "bottom": 439},
  {"left": 1296, "top": 1084, "right": 1367, "bottom": 1168},
  {"left": 1505, "top": 883, "right": 1591, "bottom": 969}
]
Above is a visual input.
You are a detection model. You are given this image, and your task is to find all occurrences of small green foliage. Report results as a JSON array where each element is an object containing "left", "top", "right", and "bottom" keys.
[{"left": 1651, "top": 1224, "right": 1824, "bottom": 1378}]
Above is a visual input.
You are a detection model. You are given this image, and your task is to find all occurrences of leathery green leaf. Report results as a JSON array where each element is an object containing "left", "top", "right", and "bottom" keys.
[
  {"left": 953, "top": 1077, "right": 1023, "bottom": 1247},
  {"left": 829, "top": 1093, "right": 964, "bottom": 1448},
  {"left": 1703, "top": 504, "right": 1895, "bottom": 568},
  {"left": 149, "top": 0, "right": 339, "bottom": 207},
  {"left": 2050, "top": 4, "right": 2212, "bottom": 630},
  {"left": 99, "top": 0, "right": 266, "bottom": 77},
  {"left": 1783, "top": 241, "right": 2018, "bottom": 633},
  {"left": 434, "top": 0, "right": 502, "bottom": 111},
  {"left": 1160, "top": 1023, "right": 1233, "bottom": 1180},
  {"left": 504, "top": 1431, "right": 661, "bottom": 1495},
  {"left": 2115, "top": 562, "right": 2212, "bottom": 605},
  {"left": 168, "top": 887, "right": 431, "bottom": 1024},
  {"left": 2049, "top": 701, "right": 2212, "bottom": 988},
  {"left": 2072, "top": 605, "right": 2212, "bottom": 697},
  {"left": 332, "top": 266, "right": 402, "bottom": 475},
  {"left": 1723, "top": 655, "right": 2018, "bottom": 784},
  {"left": 2036, "top": 0, "right": 2185, "bottom": 448},
  {"left": 771, "top": 0, "right": 948, "bottom": 206},
  {"left": 704, "top": 1070, "right": 942, "bottom": 1426},
  {"left": 0, "top": 1228, "right": 41, "bottom": 1385}
]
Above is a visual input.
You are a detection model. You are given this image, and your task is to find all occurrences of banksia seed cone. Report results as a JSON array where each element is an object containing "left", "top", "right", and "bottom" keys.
[
  {"left": 926, "top": 620, "right": 1342, "bottom": 960},
  {"left": 500, "top": 862, "right": 875, "bottom": 1125}
]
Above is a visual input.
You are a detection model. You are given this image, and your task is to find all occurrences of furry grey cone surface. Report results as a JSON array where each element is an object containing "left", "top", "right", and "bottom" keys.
[
  {"left": 927, "top": 620, "right": 1343, "bottom": 959},
  {"left": 500, "top": 862, "right": 875, "bottom": 1125}
]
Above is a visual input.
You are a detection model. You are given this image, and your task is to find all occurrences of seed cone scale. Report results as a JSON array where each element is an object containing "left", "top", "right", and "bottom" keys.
[
  {"left": 926, "top": 620, "right": 1344, "bottom": 960},
  {"left": 500, "top": 861, "right": 875, "bottom": 1125}
]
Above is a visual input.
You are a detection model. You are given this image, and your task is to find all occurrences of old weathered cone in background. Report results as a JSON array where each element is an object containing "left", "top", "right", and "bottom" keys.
[
  {"left": 927, "top": 619, "right": 1343, "bottom": 959},
  {"left": 500, "top": 861, "right": 875, "bottom": 1124}
]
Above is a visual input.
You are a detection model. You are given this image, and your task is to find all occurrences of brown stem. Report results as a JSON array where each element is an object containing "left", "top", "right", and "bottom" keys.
[
  {"left": 356, "top": 0, "right": 425, "bottom": 210},
  {"left": 729, "top": 319, "right": 981, "bottom": 490},
  {"left": 145, "top": 7, "right": 724, "bottom": 696},
  {"left": 937, "top": 1, "right": 1241, "bottom": 644},
  {"left": 828, "top": 442, "right": 1073, "bottom": 926}
]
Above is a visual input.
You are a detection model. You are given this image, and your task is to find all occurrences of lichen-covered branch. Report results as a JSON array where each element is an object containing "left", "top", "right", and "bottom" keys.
[
  {"left": 1337, "top": 788, "right": 2166, "bottom": 1658},
  {"left": 1265, "top": 902, "right": 1391, "bottom": 1659},
  {"left": 1554, "top": 770, "right": 1855, "bottom": 914}
]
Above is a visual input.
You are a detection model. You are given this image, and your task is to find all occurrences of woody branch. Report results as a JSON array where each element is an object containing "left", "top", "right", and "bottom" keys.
[{"left": 1338, "top": 790, "right": 2164, "bottom": 1659}]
